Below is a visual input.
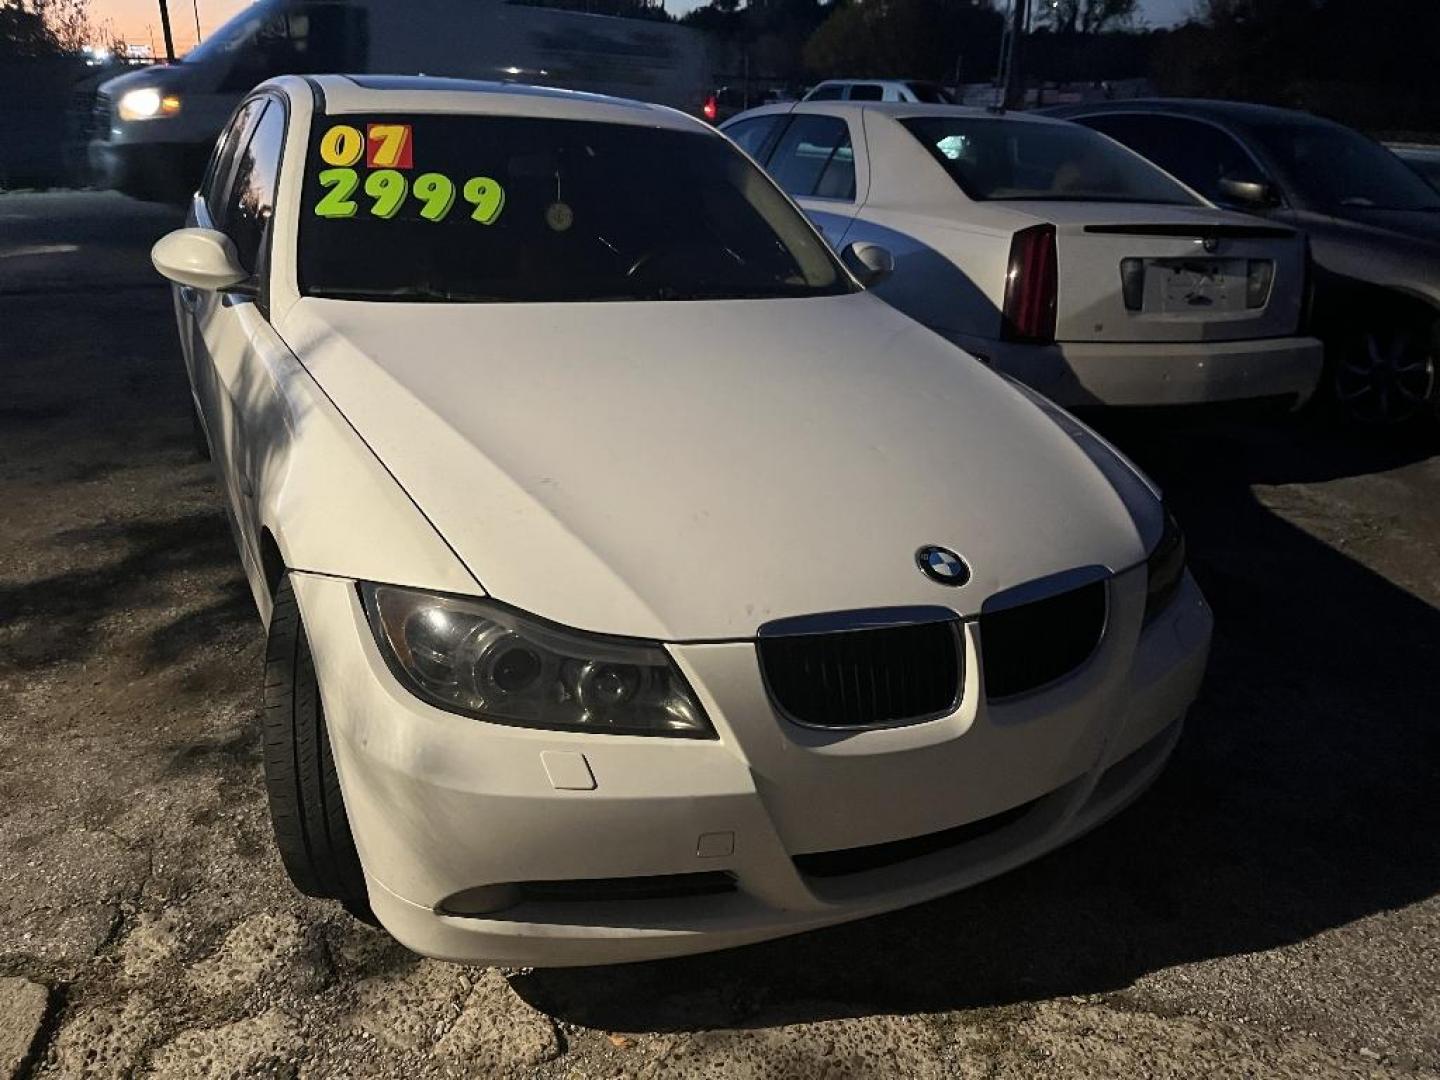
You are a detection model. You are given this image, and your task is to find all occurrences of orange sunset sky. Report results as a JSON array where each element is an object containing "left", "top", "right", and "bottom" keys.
[{"left": 89, "top": 0, "right": 252, "bottom": 55}]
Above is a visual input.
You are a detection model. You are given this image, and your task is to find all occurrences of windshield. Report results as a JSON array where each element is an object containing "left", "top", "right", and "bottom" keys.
[
  {"left": 298, "top": 114, "right": 851, "bottom": 302},
  {"left": 183, "top": 0, "right": 276, "bottom": 64},
  {"left": 1249, "top": 122, "right": 1440, "bottom": 212},
  {"left": 901, "top": 116, "right": 1200, "bottom": 205}
]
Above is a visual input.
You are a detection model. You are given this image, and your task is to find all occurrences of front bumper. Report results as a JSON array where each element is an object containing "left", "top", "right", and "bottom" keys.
[
  {"left": 947, "top": 332, "right": 1324, "bottom": 409},
  {"left": 87, "top": 138, "right": 207, "bottom": 202},
  {"left": 292, "top": 567, "right": 1212, "bottom": 967}
]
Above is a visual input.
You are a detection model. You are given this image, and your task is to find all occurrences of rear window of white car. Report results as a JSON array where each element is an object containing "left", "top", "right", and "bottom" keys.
[
  {"left": 900, "top": 117, "right": 1200, "bottom": 205},
  {"left": 905, "top": 82, "right": 955, "bottom": 104},
  {"left": 297, "top": 113, "right": 851, "bottom": 302}
]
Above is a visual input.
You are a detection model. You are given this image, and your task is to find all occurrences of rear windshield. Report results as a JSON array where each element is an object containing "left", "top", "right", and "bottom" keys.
[
  {"left": 906, "top": 82, "right": 956, "bottom": 104},
  {"left": 900, "top": 116, "right": 1199, "bottom": 205},
  {"left": 297, "top": 113, "right": 850, "bottom": 302}
]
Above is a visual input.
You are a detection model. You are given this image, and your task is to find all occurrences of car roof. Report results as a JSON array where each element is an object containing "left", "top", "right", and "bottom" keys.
[
  {"left": 273, "top": 74, "right": 705, "bottom": 133},
  {"left": 1042, "top": 97, "right": 1332, "bottom": 129},
  {"left": 814, "top": 78, "right": 941, "bottom": 86},
  {"left": 730, "top": 100, "right": 1068, "bottom": 126}
]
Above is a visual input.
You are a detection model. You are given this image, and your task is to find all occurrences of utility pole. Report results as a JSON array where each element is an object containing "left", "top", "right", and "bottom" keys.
[
  {"left": 157, "top": 0, "right": 176, "bottom": 62},
  {"left": 999, "top": 0, "right": 1029, "bottom": 109},
  {"left": 193, "top": 0, "right": 203, "bottom": 45}
]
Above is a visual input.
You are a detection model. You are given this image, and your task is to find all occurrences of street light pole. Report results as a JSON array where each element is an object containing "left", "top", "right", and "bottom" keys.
[
  {"left": 156, "top": 0, "right": 176, "bottom": 62},
  {"left": 1000, "top": 0, "right": 1029, "bottom": 109}
]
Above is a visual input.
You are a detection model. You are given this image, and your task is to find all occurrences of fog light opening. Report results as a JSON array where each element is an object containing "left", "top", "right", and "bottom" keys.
[{"left": 438, "top": 884, "right": 522, "bottom": 917}]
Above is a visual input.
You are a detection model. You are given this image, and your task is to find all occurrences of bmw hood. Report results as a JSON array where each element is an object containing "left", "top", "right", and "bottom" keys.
[{"left": 281, "top": 293, "right": 1159, "bottom": 641}]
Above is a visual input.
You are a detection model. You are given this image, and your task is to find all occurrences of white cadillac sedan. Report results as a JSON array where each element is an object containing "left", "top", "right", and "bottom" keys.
[
  {"left": 721, "top": 102, "right": 1324, "bottom": 409},
  {"left": 152, "top": 75, "right": 1212, "bottom": 967}
]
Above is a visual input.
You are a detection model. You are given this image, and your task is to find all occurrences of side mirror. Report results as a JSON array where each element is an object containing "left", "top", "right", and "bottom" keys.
[
  {"left": 842, "top": 241, "right": 895, "bottom": 287},
  {"left": 150, "top": 227, "right": 250, "bottom": 292},
  {"left": 1218, "top": 176, "right": 1278, "bottom": 208}
]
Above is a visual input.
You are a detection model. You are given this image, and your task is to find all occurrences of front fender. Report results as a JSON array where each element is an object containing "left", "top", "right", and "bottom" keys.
[{"left": 244, "top": 333, "right": 481, "bottom": 625}]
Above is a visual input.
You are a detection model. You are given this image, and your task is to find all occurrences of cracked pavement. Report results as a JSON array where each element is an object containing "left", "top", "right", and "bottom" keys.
[{"left": 1, "top": 191, "right": 1438, "bottom": 1078}]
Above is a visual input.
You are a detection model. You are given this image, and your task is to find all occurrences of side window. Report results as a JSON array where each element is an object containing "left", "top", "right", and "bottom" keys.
[
  {"left": 724, "top": 116, "right": 782, "bottom": 161},
  {"left": 767, "top": 114, "right": 857, "bottom": 201},
  {"left": 221, "top": 99, "right": 286, "bottom": 279},
  {"left": 807, "top": 84, "right": 844, "bottom": 102},
  {"left": 1083, "top": 114, "right": 1261, "bottom": 204},
  {"left": 202, "top": 99, "right": 262, "bottom": 223},
  {"left": 847, "top": 84, "right": 884, "bottom": 101}
]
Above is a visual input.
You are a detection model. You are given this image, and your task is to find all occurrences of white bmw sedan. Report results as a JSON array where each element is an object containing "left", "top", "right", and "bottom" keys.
[
  {"left": 152, "top": 75, "right": 1212, "bottom": 967},
  {"left": 721, "top": 102, "right": 1324, "bottom": 409}
]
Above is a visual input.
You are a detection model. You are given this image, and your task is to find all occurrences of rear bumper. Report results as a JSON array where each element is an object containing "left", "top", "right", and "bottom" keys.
[
  {"left": 949, "top": 333, "right": 1324, "bottom": 409},
  {"left": 292, "top": 568, "right": 1212, "bottom": 967}
]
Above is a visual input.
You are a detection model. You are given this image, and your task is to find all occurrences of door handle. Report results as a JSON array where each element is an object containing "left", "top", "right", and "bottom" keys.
[{"left": 178, "top": 285, "right": 200, "bottom": 311}]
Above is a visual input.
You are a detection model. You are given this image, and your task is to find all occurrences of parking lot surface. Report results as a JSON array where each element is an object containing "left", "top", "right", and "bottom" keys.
[{"left": 1, "top": 191, "right": 1438, "bottom": 1078}]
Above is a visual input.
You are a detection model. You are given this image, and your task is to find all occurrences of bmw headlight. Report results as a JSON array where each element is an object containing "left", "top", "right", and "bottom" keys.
[
  {"left": 360, "top": 584, "right": 714, "bottom": 738},
  {"left": 1143, "top": 508, "right": 1186, "bottom": 624},
  {"left": 117, "top": 88, "right": 181, "bottom": 121}
]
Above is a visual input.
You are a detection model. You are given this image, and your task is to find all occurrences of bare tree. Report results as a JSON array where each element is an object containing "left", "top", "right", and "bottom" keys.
[
  {"left": 1038, "top": 0, "right": 1136, "bottom": 33},
  {"left": 31, "top": 0, "right": 96, "bottom": 52}
]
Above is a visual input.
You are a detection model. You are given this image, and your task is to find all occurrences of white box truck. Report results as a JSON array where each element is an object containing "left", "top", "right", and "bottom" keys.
[{"left": 85, "top": 0, "right": 720, "bottom": 200}]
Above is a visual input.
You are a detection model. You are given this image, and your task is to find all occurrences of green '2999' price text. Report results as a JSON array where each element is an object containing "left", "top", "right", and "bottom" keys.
[{"left": 314, "top": 168, "right": 506, "bottom": 224}]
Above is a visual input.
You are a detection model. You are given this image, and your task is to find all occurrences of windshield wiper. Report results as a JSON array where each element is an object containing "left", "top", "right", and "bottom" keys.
[
  {"left": 637, "top": 285, "right": 816, "bottom": 301},
  {"left": 314, "top": 286, "right": 507, "bottom": 302}
]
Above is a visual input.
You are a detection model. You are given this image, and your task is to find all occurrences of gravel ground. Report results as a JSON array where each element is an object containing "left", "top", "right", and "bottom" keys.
[{"left": 1, "top": 191, "right": 1438, "bottom": 1079}]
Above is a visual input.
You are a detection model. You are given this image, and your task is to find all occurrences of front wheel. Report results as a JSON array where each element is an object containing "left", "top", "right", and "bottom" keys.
[
  {"left": 1327, "top": 318, "right": 1438, "bottom": 426},
  {"left": 190, "top": 400, "right": 211, "bottom": 461},
  {"left": 261, "top": 574, "right": 372, "bottom": 921}
]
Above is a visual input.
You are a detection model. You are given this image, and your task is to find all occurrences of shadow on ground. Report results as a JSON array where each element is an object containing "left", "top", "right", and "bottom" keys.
[
  {"left": 0, "top": 512, "right": 240, "bottom": 672},
  {"left": 514, "top": 412, "right": 1440, "bottom": 1032}
]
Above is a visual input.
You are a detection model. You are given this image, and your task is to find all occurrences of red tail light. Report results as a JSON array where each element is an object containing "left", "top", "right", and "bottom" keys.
[
  {"left": 1001, "top": 224, "right": 1058, "bottom": 343},
  {"left": 702, "top": 94, "right": 718, "bottom": 122}
]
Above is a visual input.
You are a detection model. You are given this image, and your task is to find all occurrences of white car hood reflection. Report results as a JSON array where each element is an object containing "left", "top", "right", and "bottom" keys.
[{"left": 281, "top": 292, "right": 1151, "bottom": 640}]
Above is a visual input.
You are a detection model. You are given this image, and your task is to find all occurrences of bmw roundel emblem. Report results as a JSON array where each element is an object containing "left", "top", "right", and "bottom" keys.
[{"left": 916, "top": 545, "right": 971, "bottom": 586}]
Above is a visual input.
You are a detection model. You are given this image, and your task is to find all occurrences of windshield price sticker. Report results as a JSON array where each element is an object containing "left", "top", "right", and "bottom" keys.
[
  {"left": 314, "top": 123, "right": 504, "bottom": 224},
  {"left": 366, "top": 123, "right": 412, "bottom": 169}
]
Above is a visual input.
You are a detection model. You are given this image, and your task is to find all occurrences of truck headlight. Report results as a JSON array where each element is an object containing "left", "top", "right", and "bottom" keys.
[
  {"left": 360, "top": 584, "right": 714, "bottom": 738},
  {"left": 118, "top": 88, "right": 181, "bottom": 121},
  {"left": 1143, "top": 508, "right": 1186, "bottom": 624}
]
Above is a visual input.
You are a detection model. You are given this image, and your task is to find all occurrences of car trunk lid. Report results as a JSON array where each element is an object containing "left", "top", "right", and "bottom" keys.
[{"left": 994, "top": 202, "right": 1306, "bottom": 344}]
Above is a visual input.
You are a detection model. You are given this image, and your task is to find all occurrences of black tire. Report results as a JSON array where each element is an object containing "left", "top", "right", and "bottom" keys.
[
  {"left": 262, "top": 574, "right": 372, "bottom": 921},
  {"left": 190, "top": 400, "right": 211, "bottom": 461}
]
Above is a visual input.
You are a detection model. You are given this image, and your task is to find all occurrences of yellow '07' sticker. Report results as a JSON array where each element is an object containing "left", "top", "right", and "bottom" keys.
[{"left": 318, "top": 125, "right": 363, "bottom": 167}]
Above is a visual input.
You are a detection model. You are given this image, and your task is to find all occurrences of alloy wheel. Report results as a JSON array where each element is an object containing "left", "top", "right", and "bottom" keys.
[{"left": 1332, "top": 323, "right": 1437, "bottom": 425}]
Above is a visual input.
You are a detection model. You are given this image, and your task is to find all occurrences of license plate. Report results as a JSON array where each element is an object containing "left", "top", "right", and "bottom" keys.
[{"left": 1157, "top": 259, "right": 1239, "bottom": 312}]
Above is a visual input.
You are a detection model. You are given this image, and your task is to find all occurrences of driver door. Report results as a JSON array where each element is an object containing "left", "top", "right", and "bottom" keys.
[
  {"left": 189, "top": 94, "right": 290, "bottom": 587},
  {"left": 184, "top": 99, "right": 264, "bottom": 419}
]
